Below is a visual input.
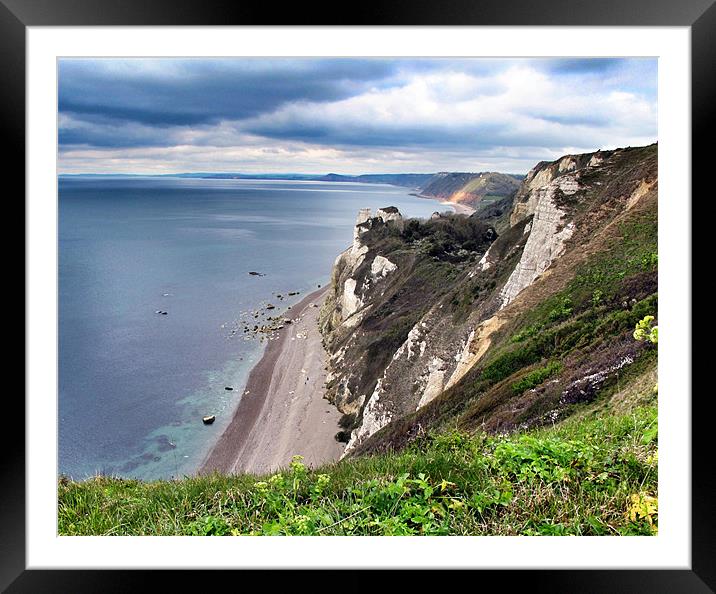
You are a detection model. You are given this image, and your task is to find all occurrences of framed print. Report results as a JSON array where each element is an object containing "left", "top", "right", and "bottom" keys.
[{"left": 8, "top": 0, "right": 712, "bottom": 590}]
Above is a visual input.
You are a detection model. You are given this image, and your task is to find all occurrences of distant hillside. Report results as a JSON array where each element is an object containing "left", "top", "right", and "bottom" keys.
[
  {"left": 191, "top": 172, "right": 434, "bottom": 187},
  {"left": 193, "top": 173, "right": 319, "bottom": 180},
  {"left": 61, "top": 172, "right": 436, "bottom": 186},
  {"left": 319, "top": 173, "right": 434, "bottom": 188},
  {"left": 418, "top": 172, "right": 523, "bottom": 210}
]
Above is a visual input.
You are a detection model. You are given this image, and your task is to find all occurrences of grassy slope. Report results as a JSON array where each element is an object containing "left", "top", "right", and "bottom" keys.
[
  {"left": 472, "top": 193, "right": 517, "bottom": 233},
  {"left": 58, "top": 365, "right": 657, "bottom": 536}
]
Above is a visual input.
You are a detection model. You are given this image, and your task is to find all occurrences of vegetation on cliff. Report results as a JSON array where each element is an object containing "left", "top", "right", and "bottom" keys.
[{"left": 319, "top": 211, "right": 500, "bottom": 437}]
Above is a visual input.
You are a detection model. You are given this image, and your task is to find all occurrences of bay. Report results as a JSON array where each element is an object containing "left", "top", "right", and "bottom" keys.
[{"left": 59, "top": 177, "right": 445, "bottom": 480}]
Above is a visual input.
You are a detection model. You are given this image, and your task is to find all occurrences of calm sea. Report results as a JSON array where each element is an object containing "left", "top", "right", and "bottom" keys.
[{"left": 59, "top": 177, "right": 444, "bottom": 480}]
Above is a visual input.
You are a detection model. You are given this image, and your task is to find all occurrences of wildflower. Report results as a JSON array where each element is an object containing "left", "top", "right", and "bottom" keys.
[
  {"left": 268, "top": 473, "right": 285, "bottom": 488},
  {"left": 633, "top": 315, "right": 658, "bottom": 344},
  {"left": 627, "top": 492, "right": 658, "bottom": 532}
]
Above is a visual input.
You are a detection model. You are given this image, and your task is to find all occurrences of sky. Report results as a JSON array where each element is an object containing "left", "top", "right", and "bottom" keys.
[{"left": 58, "top": 58, "right": 657, "bottom": 175}]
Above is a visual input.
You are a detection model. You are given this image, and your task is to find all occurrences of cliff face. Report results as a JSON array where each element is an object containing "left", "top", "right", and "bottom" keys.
[
  {"left": 419, "top": 171, "right": 522, "bottom": 210},
  {"left": 509, "top": 151, "right": 602, "bottom": 225},
  {"left": 321, "top": 144, "right": 658, "bottom": 456},
  {"left": 319, "top": 206, "right": 500, "bottom": 434}
]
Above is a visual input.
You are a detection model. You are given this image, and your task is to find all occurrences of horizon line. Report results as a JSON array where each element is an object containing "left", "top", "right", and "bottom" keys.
[{"left": 57, "top": 170, "right": 529, "bottom": 178}]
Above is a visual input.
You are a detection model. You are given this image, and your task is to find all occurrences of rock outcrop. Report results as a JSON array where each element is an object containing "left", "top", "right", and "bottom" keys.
[
  {"left": 509, "top": 153, "right": 592, "bottom": 226},
  {"left": 499, "top": 175, "right": 578, "bottom": 307}
]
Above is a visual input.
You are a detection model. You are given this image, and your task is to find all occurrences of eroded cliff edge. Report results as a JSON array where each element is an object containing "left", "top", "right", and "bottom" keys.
[{"left": 320, "top": 144, "right": 658, "bottom": 457}]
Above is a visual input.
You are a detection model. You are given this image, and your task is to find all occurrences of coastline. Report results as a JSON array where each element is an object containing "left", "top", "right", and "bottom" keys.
[
  {"left": 410, "top": 192, "right": 477, "bottom": 216},
  {"left": 439, "top": 200, "right": 476, "bottom": 216},
  {"left": 199, "top": 286, "right": 344, "bottom": 476}
]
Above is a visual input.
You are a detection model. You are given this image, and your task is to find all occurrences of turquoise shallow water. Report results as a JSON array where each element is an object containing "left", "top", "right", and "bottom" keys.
[{"left": 58, "top": 177, "right": 444, "bottom": 480}]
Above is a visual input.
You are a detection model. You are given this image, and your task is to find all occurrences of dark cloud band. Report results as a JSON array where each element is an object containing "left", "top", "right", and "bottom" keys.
[{"left": 58, "top": 57, "right": 657, "bottom": 172}]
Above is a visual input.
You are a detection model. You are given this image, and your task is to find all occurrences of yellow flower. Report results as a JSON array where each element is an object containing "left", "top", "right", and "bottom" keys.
[
  {"left": 439, "top": 479, "right": 457, "bottom": 492},
  {"left": 627, "top": 492, "right": 658, "bottom": 532}
]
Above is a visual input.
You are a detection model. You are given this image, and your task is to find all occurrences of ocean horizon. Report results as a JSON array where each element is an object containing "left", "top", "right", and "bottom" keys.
[{"left": 59, "top": 176, "right": 445, "bottom": 480}]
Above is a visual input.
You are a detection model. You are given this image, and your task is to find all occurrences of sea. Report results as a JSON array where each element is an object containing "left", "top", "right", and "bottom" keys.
[{"left": 58, "top": 176, "right": 445, "bottom": 480}]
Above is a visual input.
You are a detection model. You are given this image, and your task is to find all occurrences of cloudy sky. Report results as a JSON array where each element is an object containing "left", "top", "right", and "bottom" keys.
[{"left": 58, "top": 58, "right": 657, "bottom": 175}]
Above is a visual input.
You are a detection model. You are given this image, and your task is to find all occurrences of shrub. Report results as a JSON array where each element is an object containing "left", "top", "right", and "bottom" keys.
[
  {"left": 186, "top": 515, "right": 231, "bottom": 536},
  {"left": 548, "top": 297, "right": 573, "bottom": 322},
  {"left": 511, "top": 361, "right": 563, "bottom": 394},
  {"left": 641, "top": 252, "right": 658, "bottom": 269},
  {"left": 633, "top": 315, "right": 658, "bottom": 344},
  {"left": 398, "top": 215, "right": 496, "bottom": 262},
  {"left": 480, "top": 345, "right": 541, "bottom": 385}
]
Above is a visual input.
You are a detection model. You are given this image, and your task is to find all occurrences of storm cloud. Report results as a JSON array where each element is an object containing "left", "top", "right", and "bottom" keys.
[{"left": 58, "top": 58, "right": 657, "bottom": 174}]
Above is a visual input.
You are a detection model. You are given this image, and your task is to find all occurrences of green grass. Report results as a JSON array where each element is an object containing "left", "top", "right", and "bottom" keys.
[
  {"left": 502, "top": 203, "right": 657, "bottom": 350},
  {"left": 511, "top": 361, "right": 562, "bottom": 394},
  {"left": 477, "top": 194, "right": 505, "bottom": 204},
  {"left": 58, "top": 401, "right": 657, "bottom": 536}
]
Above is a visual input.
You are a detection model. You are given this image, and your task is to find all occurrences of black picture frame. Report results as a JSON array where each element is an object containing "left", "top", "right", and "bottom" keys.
[{"left": 7, "top": 0, "right": 712, "bottom": 590}]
